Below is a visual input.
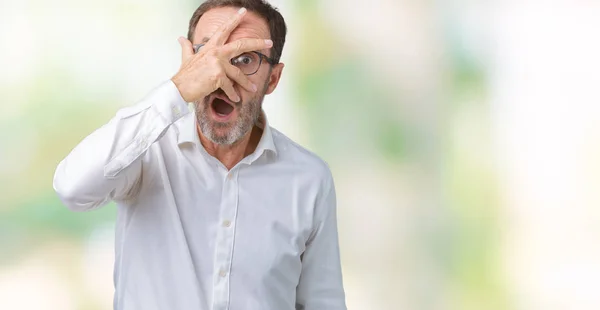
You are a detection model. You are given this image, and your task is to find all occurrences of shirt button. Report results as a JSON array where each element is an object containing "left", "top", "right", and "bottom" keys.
[
  {"left": 222, "top": 220, "right": 231, "bottom": 227},
  {"left": 172, "top": 105, "right": 181, "bottom": 117},
  {"left": 227, "top": 173, "right": 233, "bottom": 180},
  {"left": 219, "top": 270, "right": 227, "bottom": 277}
]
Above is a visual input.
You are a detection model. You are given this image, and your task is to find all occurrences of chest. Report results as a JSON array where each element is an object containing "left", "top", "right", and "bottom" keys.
[{"left": 144, "top": 146, "right": 321, "bottom": 270}]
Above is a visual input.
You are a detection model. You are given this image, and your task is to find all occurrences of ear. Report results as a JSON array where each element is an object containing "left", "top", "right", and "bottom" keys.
[{"left": 265, "top": 63, "right": 284, "bottom": 95}]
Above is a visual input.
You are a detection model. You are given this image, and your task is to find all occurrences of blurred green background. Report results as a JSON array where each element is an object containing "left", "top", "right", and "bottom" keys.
[{"left": 2, "top": 1, "right": 600, "bottom": 309}]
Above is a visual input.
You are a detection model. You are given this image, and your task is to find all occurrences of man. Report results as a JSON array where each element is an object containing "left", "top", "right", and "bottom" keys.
[{"left": 52, "top": 1, "right": 346, "bottom": 310}]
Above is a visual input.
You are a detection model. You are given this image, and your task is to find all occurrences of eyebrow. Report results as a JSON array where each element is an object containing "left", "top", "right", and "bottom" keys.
[{"left": 201, "top": 37, "right": 210, "bottom": 43}]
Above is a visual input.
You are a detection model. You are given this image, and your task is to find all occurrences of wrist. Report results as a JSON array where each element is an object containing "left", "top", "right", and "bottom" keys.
[{"left": 170, "top": 75, "right": 191, "bottom": 102}]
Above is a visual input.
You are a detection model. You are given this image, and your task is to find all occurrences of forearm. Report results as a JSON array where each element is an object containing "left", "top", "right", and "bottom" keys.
[{"left": 53, "top": 80, "right": 189, "bottom": 211}]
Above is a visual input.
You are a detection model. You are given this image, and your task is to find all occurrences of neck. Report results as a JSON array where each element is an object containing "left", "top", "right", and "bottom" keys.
[{"left": 197, "top": 124, "right": 263, "bottom": 170}]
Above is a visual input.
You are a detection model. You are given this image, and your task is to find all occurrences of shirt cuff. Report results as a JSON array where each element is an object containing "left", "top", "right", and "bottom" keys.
[{"left": 153, "top": 79, "right": 190, "bottom": 123}]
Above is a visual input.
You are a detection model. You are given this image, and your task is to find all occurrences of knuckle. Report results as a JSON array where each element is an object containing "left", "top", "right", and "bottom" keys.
[
  {"left": 234, "top": 40, "right": 244, "bottom": 52},
  {"left": 217, "top": 47, "right": 229, "bottom": 57},
  {"left": 215, "top": 65, "right": 226, "bottom": 76},
  {"left": 208, "top": 69, "right": 222, "bottom": 81},
  {"left": 207, "top": 49, "right": 219, "bottom": 58},
  {"left": 210, "top": 57, "right": 220, "bottom": 67},
  {"left": 205, "top": 57, "right": 220, "bottom": 70},
  {"left": 208, "top": 73, "right": 219, "bottom": 84}
]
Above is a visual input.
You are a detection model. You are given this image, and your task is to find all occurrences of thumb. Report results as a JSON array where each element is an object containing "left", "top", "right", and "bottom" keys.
[{"left": 178, "top": 36, "right": 194, "bottom": 63}]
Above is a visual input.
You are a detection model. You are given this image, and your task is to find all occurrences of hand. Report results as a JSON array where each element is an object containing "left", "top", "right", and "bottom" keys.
[{"left": 171, "top": 7, "right": 273, "bottom": 103}]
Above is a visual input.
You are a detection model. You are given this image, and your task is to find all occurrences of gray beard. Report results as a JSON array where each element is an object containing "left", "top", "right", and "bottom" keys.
[{"left": 195, "top": 92, "right": 264, "bottom": 145}]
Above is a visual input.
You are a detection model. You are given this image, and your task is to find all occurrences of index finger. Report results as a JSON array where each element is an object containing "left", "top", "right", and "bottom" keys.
[
  {"left": 210, "top": 7, "right": 247, "bottom": 46},
  {"left": 223, "top": 38, "right": 273, "bottom": 58}
]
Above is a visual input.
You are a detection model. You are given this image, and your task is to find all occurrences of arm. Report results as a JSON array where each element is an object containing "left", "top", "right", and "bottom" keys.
[
  {"left": 53, "top": 8, "right": 274, "bottom": 212},
  {"left": 296, "top": 176, "right": 347, "bottom": 310},
  {"left": 53, "top": 81, "right": 188, "bottom": 211}
]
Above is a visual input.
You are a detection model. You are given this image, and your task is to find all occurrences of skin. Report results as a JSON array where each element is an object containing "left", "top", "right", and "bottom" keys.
[{"left": 171, "top": 7, "right": 284, "bottom": 170}]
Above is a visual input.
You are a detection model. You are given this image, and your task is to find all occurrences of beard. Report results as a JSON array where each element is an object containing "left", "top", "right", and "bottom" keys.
[{"left": 195, "top": 88, "right": 266, "bottom": 145}]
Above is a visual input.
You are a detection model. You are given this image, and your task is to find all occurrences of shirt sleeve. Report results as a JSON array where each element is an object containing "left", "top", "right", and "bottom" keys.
[
  {"left": 296, "top": 175, "right": 347, "bottom": 310},
  {"left": 53, "top": 80, "right": 189, "bottom": 212}
]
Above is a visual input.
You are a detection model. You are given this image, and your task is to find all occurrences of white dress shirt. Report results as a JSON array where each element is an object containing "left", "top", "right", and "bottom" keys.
[{"left": 52, "top": 81, "right": 346, "bottom": 310}]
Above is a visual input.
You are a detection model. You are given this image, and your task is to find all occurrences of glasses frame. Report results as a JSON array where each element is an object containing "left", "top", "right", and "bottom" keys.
[{"left": 193, "top": 43, "right": 276, "bottom": 76}]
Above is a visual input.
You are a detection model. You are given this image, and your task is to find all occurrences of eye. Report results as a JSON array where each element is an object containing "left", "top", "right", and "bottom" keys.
[{"left": 231, "top": 53, "right": 255, "bottom": 66}]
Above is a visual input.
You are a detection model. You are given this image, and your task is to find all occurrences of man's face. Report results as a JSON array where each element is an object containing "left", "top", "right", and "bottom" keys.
[{"left": 193, "top": 6, "right": 276, "bottom": 145}]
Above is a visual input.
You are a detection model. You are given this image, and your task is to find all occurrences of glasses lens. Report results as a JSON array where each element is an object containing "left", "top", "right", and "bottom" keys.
[{"left": 231, "top": 53, "right": 260, "bottom": 75}]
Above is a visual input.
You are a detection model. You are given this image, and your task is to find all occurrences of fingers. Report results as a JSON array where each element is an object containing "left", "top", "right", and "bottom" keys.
[
  {"left": 225, "top": 64, "right": 257, "bottom": 93},
  {"left": 178, "top": 36, "right": 194, "bottom": 64},
  {"left": 211, "top": 7, "right": 247, "bottom": 46},
  {"left": 223, "top": 38, "right": 273, "bottom": 58},
  {"left": 219, "top": 77, "right": 240, "bottom": 102}
]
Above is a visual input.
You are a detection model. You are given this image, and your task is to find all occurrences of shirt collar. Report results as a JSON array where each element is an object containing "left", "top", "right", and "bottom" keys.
[
  {"left": 253, "top": 110, "right": 278, "bottom": 157},
  {"left": 177, "top": 107, "right": 278, "bottom": 159}
]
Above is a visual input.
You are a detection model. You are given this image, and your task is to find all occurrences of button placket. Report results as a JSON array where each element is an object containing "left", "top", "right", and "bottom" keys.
[{"left": 211, "top": 168, "right": 240, "bottom": 310}]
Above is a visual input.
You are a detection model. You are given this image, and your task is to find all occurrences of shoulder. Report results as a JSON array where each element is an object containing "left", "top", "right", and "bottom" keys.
[{"left": 270, "top": 127, "right": 334, "bottom": 186}]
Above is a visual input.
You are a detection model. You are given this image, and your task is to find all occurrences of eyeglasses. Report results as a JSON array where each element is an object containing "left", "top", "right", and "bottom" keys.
[{"left": 193, "top": 44, "right": 276, "bottom": 76}]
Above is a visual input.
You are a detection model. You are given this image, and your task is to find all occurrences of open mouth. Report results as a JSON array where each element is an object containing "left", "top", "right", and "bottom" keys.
[{"left": 210, "top": 95, "right": 235, "bottom": 119}]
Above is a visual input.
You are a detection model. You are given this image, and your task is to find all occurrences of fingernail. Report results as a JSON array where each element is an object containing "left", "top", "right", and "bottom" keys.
[
  {"left": 252, "top": 83, "right": 258, "bottom": 92},
  {"left": 238, "top": 7, "right": 246, "bottom": 14},
  {"left": 265, "top": 39, "right": 273, "bottom": 47}
]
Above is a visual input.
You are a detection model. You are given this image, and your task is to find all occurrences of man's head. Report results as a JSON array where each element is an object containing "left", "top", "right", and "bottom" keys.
[
  {"left": 188, "top": 0, "right": 286, "bottom": 64},
  {"left": 188, "top": 0, "right": 287, "bottom": 145}
]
